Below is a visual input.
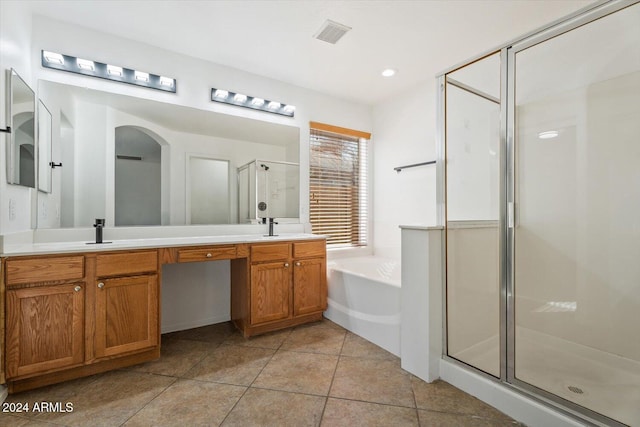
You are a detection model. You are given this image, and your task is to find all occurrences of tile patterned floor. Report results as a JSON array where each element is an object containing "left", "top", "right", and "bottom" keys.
[{"left": 0, "top": 319, "right": 522, "bottom": 427}]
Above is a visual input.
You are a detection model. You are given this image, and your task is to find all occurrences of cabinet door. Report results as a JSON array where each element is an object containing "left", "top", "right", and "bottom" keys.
[
  {"left": 6, "top": 284, "right": 84, "bottom": 378},
  {"left": 250, "top": 262, "right": 290, "bottom": 325},
  {"left": 95, "top": 274, "right": 159, "bottom": 359},
  {"left": 293, "top": 258, "right": 327, "bottom": 316}
]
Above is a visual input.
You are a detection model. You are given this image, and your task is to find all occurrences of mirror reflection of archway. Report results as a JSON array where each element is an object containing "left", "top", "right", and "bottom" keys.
[
  {"left": 114, "top": 126, "right": 167, "bottom": 226},
  {"left": 15, "top": 111, "right": 36, "bottom": 188}
]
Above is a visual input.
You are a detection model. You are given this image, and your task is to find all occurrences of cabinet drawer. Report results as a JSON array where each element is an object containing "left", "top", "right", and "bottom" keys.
[
  {"left": 293, "top": 240, "right": 326, "bottom": 259},
  {"left": 177, "top": 246, "right": 236, "bottom": 262},
  {"left": 251, "top": 243, "right": 290, "bottom": 263},
  {"left": 96, "top": 250, "right": 158, "bottom": 277},
  {"left": 6, "top": 256, "right": 84, "bottom": 286}
]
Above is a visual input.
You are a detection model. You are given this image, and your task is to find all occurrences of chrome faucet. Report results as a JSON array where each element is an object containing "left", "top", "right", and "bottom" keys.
[{"left": 94, "top": 218, "right": 105, "bottom": 244}]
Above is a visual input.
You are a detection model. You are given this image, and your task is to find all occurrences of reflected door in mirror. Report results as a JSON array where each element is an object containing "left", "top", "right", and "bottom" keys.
[{"left": 187, "top": 156, "right": 230, "bottom": 224}]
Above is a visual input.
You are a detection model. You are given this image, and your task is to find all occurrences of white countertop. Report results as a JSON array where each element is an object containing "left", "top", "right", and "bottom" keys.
[
  {"left": 0, "top": 233, "right": 323, "bottom": 257},
  {"left": 399, "top": 224, "right": 443, "bottom": 230}
]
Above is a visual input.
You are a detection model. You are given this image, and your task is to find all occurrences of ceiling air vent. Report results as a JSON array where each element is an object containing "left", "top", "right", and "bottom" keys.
[{"left": 314, "top": 19, "right": 352, "bottom": 44}]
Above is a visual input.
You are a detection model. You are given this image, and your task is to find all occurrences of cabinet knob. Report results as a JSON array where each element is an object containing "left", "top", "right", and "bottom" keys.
[
  {"left": 284, "top": 263, "right": 290, "bottom": 268},
  {"left": 98, "top": 282, "right": 105, "bottom": 289},
  {"left": 74, "top": 285, "right": 82, "bottom": 292},
  {"left": 206, "top": 253, "right": 212, "bottom": 258},
  {"left": 295, "top": 262, "right": 301, "bottom": 266}
]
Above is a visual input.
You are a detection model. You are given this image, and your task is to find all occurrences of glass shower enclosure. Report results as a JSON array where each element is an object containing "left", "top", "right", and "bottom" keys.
[
  {"left": 237, "top": 159, "right": 300, "bottom": 223},
  {"left": 440, "top": 2, "right": 640, "bottom": 426}
]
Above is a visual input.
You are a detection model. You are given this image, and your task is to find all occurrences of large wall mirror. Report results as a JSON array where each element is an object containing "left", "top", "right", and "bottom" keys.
[
  {"left": 6, "top": 69, "right": 36, "bottom": 188},
  {"left": 37, "top": 80, "right": 300, "bottom": 228}
]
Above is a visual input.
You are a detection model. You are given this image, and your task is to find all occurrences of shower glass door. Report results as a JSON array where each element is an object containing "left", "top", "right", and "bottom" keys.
[
  {"left": 445, "top": 52, "right": 502, "bottom": 377},
  {"left": 510, "top": 3, "right": 640, "bottom": 425}
]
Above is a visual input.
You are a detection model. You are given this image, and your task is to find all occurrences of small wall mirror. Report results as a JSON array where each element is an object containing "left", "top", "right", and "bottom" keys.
[
  {"left": 38, "top": 100, "right": 53, "bottom": 193},
  {"left": 7, "top": 69, "right": 36, "bottom": 188}
]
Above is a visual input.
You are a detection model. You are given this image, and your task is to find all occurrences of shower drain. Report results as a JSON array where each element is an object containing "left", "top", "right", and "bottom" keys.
[{"left": 567, "top": 385, "right": 585, "bottom": 394}]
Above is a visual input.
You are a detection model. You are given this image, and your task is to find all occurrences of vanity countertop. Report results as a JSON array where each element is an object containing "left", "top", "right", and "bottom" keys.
[{"left": 0, "top": 233, "right": 324, "bottom": 257}]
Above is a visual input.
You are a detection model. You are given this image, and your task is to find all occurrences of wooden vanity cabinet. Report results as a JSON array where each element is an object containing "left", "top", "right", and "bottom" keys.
[
  {"left": 249, "top": 244, "right": 291, "bottom": 325},
  {"left": 6, "top": 282, "right": 85, "bottom": 379},
  {"left": 233, "top": 239, "right": 327, "bottom": 337},
  {"left": 2, "top": 238, "right": 325, "bottom": 390},
  {"left": 2, "top": 250, "right": 160, "bottom": 392},
  {"left": 93, "top": 251, "right": 159, "bottom": 359},
  {"left": 292, "top": 241, "right": 327, "bottom": 316},
  {"left": 4, "top": 256, "right": 86, "bottom": 380}
]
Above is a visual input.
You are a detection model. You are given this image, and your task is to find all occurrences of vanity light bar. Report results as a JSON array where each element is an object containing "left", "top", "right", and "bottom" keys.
[
  {"left": 41, "top": 50, "right": 176, "bottom": 93},
  {"left": 210, "top": 88, "right": 295, "bottom": 117}
]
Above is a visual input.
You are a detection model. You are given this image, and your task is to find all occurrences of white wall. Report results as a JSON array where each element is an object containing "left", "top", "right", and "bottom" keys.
[
  {"left": 37, "top": 81, "right": 75, "bottom": 228},
  {"left": 0, "top": 1, "right": 35, "bottom": 234},
  {"left": 29, "top": 14, "right": 372, "bottom": 230},
  {"left": 368, "top": 2, "right": 592, "bottom": 260},
  {"left": 515, "top": 72, "right": 640, "bottom": 362},
  {"left": 371, "top": 83, "right": 436, "bottom": 258},
  {"left": 74, "top": 100, "right": 108, "bottom": 225},
  {"left": 161, "top": 261, "right": 231, "bottom": 333}
]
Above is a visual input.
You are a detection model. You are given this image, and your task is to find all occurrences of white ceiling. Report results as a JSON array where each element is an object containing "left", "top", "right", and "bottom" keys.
[{"left": 27, "top": 0, "right": 595, "bottom": 105}]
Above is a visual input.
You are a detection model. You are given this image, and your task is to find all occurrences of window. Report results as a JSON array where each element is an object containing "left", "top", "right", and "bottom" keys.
[{"left": 309, "top": 122, "right": 370, "bottom": 248}]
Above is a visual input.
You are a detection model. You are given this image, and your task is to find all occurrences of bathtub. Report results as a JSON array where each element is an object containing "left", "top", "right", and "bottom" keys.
[{"left": 324, "top": 256, "right": 401, "bottom": 356}]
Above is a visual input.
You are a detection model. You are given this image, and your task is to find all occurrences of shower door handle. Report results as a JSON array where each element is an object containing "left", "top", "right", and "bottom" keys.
[{"left": 508, "top": 202, "right": 515, "bottom": 229}]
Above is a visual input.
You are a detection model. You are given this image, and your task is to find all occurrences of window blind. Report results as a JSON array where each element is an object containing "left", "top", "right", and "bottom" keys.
[{"left": 309, "top": 124, "right": 369, "bottom": 247}]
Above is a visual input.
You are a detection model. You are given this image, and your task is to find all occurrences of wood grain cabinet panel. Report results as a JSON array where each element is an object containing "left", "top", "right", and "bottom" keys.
[
  {"left": 177, "top": 246, "right": 236, "bottom": 262},
  {"left": 94, "top": 274, "right": 159, "bottom": 359},
  {"left": 293, "top": 258, "right": 327, "bottom": 316},
  {"left": 292, "top": 240, "right": 326, "bottom": 259},
  {"left": 251, "top": 243, "right": 290, "bottom": 263},
  {"left": 6, "top": 256, "right": 84, "bottom": 286},
  {"left": 235, "top": 240, "right": 327, "bottom": 336},
  {"left": 250, "top": 262, "right": 291, "bottom": 324},
  {"left": 6, "top": 284, "right": 84, "bottom": 379},
  {"left": 96, "top": 251, "right": 157, "bottom": 277}
]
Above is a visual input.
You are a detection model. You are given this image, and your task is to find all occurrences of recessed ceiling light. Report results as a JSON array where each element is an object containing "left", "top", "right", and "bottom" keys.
[
  {"left": 251, "top": 97, "right": 265, "bottom": 107},
  {"left": 267, "top": 101, "right": 281, "bottom": 110},
  {"left": 381, "top": 68, "right": 397, "bottom": 77},
  {"left": 538, "top": 130, "right": 559, "bottom": 139}
]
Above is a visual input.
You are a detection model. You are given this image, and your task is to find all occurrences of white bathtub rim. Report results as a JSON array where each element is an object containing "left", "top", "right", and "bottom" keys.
[
  {"left": 326, "top": 298, "right": 401, "bottom": 326},
  {"left": 327, "top": 256, "right": 401, "bottom": 288}
]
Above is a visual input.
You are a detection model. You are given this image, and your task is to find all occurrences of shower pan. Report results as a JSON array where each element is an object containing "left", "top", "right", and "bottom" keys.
[{"left": 438, "top": 1, "right": 640, "bottom": 426}]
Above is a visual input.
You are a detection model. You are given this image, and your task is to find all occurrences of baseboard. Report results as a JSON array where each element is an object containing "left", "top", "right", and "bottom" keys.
[
  {"left": 439, "top": 359, "right": 588, "bottom": 427},
  {"left": 161, "top": 315, "right": 231, "bottom": 334}
]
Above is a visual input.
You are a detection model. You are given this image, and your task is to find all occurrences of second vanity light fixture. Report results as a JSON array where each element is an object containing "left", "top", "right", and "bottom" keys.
[
  {"left": 41, "top": 50, "right": 176, "bottom": 93},
  {"left": 211, "top": 88, "right": 295, "bottom": 117}
]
